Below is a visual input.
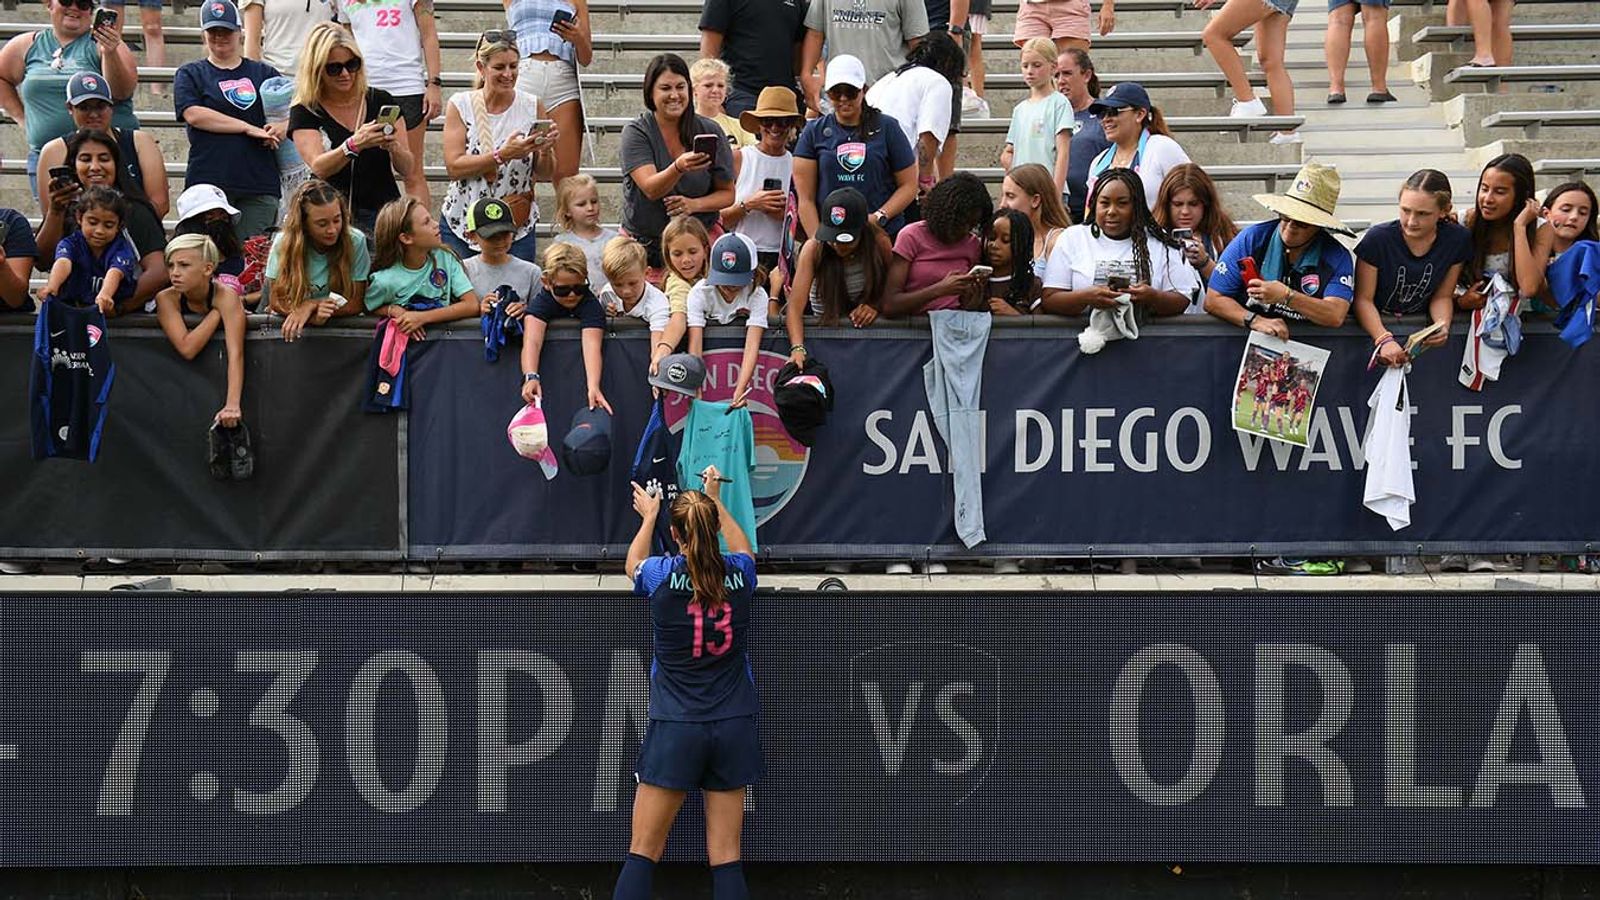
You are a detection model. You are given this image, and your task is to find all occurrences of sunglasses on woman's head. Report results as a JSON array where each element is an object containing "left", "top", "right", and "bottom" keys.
[
  {"left": 477, "top": 28, "right": 518, "bottom": 49},
  {"left": 550, "top": 282, "right": 588, "bottom": 297},
  {"left": 324, "top": 57, "right": 363, "bottom": 76},
  {"left": 826, "top": 85, "right": 860, "bottom": 102}
]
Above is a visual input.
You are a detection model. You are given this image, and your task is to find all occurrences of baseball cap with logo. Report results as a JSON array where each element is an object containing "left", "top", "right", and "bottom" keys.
[
  {"left": 814, "top": 187, "right": 868, "bottom": 245},
  {"left": 176, "top": 183, "right": 241, "bottom": 222},
  {"left": 199, "top": 0, "right": 241, "bottom": 31},
  {"left": 468, "top": 196, "right": 517, "bottom": 238},
  {"left": 706, "top": 232, "right": 758, "bottom": 287},
  {"left": 824, "top": 55, "right": 868, "bottom": 92},
  {"left": 560, "top": 406, "right": 613, "bottom": 476},
  {"left": 649, "top": 352, "right": 707, "bottom": 397},
  {"left": 775, "top": 357, "right": 835, "bottom": 448},
  {"left": 1087, "top": 81, "right": 1153, "bottom": 115},
  {"left": 66, "top": 71, "right": 112, "bottom": 106}
]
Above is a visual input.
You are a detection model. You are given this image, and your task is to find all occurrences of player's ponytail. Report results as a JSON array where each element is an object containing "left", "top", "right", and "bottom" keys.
[{"left": 672, "top": 491, "right": 728, "bottom": 615}]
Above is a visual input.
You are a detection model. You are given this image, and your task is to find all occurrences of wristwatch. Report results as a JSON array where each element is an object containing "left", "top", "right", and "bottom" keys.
[
  {"left": 948, "top": 23, "right": 965, "bottom": 36},
  {"left": 872, "top": 210, "right": 889, "bottom": 228},
  {"left": 1243, "top": 311, "right": 1258, "bottom": 329},
  {"left": 523, "top": 372, "right": 540, "bottom": 382},
  {"left": 428, "top": 76, "right": 444, "bottom": 87}
]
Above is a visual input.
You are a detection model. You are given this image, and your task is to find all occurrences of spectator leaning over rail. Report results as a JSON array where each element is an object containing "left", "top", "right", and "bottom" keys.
[
  {"left": 0, "top": 204, "right": 37, "bottom": 313},
  {"left": 153, "top": 234, "right": 248, "bottom": 428},
  {"left": 331, "top": 0, "right": 444, "bottom": 203},
  {"left": 1039, "top": 167, "right": 1196, "bottom": 317},
  {"left": 439, "top": 29, "right": 556, "bottom": 260},
  {"left": 620, "top": 53, "right": 736, "bottom": 274},
  {"left": 1055, "top": 47, "right": 1109, "bottom": 225},
  {"left": 1352, "top": 169, "right": 1466, "bottom": 368},
  {"left": 34, "top": 128, "right": 168, "bottom": 312},
  {"left": 698, "top": 0, "right": 808, "bottom": 117},
  {"left": 506, "top": 0, "right": 592, "bottom": 186},
  {"left": 290, "top": 23, "right": 423, "bottom": 235},
  {"left": 1203, "top": 162, "right": 1355, "bottom": 339},
  {"left": 266, "top": 179, "right": 371, "bottom": 340},
  {"left": 241, "top": 0, "right": 328, "bottom": 77},
  {"left": 0, "top": 0, "right": 139, "bottom": 200},
  {"left": 365, "top": 196, "right": 481, "bottom": 335},
  {"left": 800, "top": 0, "right": 929, "bottom": 114},
  {"left": 175, "top": 0, "right": 285, "bottom": 243},
  {"left": 36, "top": 71, "right": 169, "bottom": 218},
  {"left": 793, "top": 55, "right": 918, "bottom": 242}
]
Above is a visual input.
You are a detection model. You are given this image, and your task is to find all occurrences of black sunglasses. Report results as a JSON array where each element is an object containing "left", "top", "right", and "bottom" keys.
[
  {"left": 826, "top": 85, "right": 861, "bottom": 102},
  {"left": 62, "top": 0, "right": 94, "bottom": 11},
  {"left": 324, "top": 57, "right": 363, "bottom": 76},
  {"left": 550, "top": 282, "right": 588, "bottom": 297},
  {"left": 478, "top": 28, "right": 518, "bottom": 48}
]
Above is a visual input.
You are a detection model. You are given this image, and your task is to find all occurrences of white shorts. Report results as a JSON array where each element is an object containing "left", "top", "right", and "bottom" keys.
[{"left": 517, "top": 56, "right": 582, "bottom": 109}]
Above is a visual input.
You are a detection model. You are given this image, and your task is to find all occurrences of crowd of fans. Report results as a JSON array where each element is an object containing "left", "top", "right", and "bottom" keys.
[{"left": 0, "top": 0, "right": 1586, "bottom": 570}]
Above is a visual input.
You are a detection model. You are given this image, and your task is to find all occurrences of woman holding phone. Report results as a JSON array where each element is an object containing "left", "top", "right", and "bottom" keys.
[
  {"left": 289, "top": 24, "right": 421, "bottom": 234},
  {"left": 440, "top": 30, "right": 557, "bottom": 260},
  {"left": 506, "top": 0, "right": 592, "bottom": 185},
  {"left": 620, "top": 53, "right": 735, "bottom": 275}
]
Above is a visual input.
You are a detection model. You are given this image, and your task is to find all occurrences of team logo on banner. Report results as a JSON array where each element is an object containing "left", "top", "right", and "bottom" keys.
[
  {"left": 219, "top": 78, "right": 258, "bottom": 111},
  {"left": 830, "top": 206, "right": 846, "bottom": 226},
  {"left": 721, "top": 251, "right": 738, "bottom": 270},
  {"left": 836, "top": 142, "right": 867, "bottom": 173},
  {"left": 85, "top": 324, "right": 102, "bottom": 347},
  {"left": 662, "top": 348, "right": 810, "bottom": 526}
]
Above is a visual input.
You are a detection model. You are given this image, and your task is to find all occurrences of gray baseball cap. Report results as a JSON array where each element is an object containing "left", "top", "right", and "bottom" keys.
[{"left": 649, "top": 353, "right": 706, "bottom": 397}]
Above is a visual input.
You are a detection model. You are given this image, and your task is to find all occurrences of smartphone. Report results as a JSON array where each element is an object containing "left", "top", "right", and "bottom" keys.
[
  {"left": 48, "top": 165, "right": 75, "bottom": 186},
  {"left": 692, "top": 133, "right": 719, "bottom": 158},
  {"left": 1106, "top": 273, "right": 1131, "bottom": 292},
  {"left": 529, "top": 120, "right": 553, "bottom": 138},
  {"left": 92, "top": 6, "right": 117, "bottom": 30},
  {"left": 549, "top": 8, "right": 574, "bottom": 31},
  {"left": 376, "top": 105, "right": 401, "bottom": 133},
  {"left": 967, "top": 265, "right": 994, "bottom": 280},
  {"left": 1238, "top": 256, "right": 1261, "bottom": 284},
  {"left": 1171, "top": 227, "right": 1193, "bottom": 240},
  {"left": 762, "top": 177, "right": 783, "bottom": 192}
]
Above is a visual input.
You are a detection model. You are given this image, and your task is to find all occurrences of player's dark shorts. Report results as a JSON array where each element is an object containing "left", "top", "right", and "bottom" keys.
[{"left": 636, "top": 715, "right": 765, "bottom": 791}]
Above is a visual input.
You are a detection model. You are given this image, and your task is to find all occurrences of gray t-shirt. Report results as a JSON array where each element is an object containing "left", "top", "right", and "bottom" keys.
[
  {"left": 553, "top": 226, "right": 620, "bottom": 292},
  {"left": 804, "top": 0, "right": 930, "bottom": 85},
  {"left": 619, "top": 113, "right": 735, "bottom": 256},
  {"left": 464, "top": 254, "right": 541, "bottom": 305}
]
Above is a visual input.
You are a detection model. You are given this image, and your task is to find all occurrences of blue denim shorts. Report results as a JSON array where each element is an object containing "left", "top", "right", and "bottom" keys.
[
  {"left": 1263, "top": 0, "right": 1300, "bottom": 15},
  {"left": 636, "top": 715, "right": 765, "bottom": 792}
]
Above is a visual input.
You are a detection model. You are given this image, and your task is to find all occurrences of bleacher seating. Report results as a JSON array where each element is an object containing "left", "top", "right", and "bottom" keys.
[
  {"left": 1481, "top": 109, "right": 1600, "bottom": 138},
  {"left": 1444, "top": 64, "right": 1600, "bottom": 93},
  {"left": 1411, "top": 23, "right": 1600, "bottom": 51}
]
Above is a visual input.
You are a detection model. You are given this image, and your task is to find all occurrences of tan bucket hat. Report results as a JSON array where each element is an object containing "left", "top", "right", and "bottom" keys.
[
  {"left": 739, "top": 86, "right": 801, "bottom": 135},
  {"left": 1253, "top": 162, "right": 1351, "bottom": 234}
]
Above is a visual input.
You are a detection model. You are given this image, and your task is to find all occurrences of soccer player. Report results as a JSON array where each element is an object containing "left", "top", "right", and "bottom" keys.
[
  {"left": 616, "top": 465, "right": 762, "bottom": 900},
  {"left": 1290, "top": 380, "right": 1311, "bottom": 435}
]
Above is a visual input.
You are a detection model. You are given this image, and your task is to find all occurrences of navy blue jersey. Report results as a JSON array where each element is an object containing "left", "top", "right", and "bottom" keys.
[
  {"left": 629, "top": 398, "right": 682, "bottom": 554},
  {"left": 30, "top": 299, "right": 114, "bottom": 461},
  {"left": 635, "top": 553, "right": 759, "bottom": 722}
]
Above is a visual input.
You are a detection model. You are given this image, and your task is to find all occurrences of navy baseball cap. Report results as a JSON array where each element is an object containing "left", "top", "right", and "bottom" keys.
[
  {"left": 1089, "top": 82, "right": 1152, "bottom": 115},
  {"left": 199, "top": 0, "right": 241, "bottom": 31},
  {"left": 707, "top": 232, "right": 758, "bottom": 287},
  {"left": 560, "top": 407, "right": 612, "bottom": 476},
  {"left": 814, "top": 187, "right": 868, "bottom": 244},
  {"left": 649, "top": 352, "right": 706, "bottom": 397},
  {"left": 66, "top": 71, "right": 112, "bottom": 106}
]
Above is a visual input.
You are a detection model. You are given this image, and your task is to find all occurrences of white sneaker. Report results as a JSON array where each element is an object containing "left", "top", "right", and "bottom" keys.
[
  {"left": 1269, "top": 131, "right": 1302, "bottom": 145},
  {"left": 993, "top": 559, "right": 1021, "bottom": 575},
  {"left": 1229, "top": 97, "right": 1268, "bottom": 118},
  {"left": 0, "top": 561, "right": 37, "bottom": 575},
  {"left": 886, "top": 562, "right": 913, "bottom": 575}
]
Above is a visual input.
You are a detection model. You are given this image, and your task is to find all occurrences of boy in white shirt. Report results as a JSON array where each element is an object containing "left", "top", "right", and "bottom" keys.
[
  {"left": 688, "top": 232, "right": 769, "bottom": 408},
  {"left": 598, "top": 235, "right": 686, "bottom": 375}
]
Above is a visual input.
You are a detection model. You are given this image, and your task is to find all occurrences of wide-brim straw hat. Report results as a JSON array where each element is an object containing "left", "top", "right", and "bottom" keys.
[
  {"left": 1253, "top": 162, "right": 1351, "bottom": 234},
  {"left": 739, "top": 86, "right": 802, "bottom": 134}
]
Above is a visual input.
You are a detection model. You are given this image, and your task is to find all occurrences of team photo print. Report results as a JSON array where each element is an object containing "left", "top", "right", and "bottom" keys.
[{"left": 1232, "top": 332, "right": 1330, "bottom": 448}]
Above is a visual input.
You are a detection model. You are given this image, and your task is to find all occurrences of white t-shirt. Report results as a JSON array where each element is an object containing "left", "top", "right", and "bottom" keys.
[
  {"left": 331, "top": 0, "right": 427, "bottom": 95},
  {"left": 733, "top": 145, "right": 792, "bottom": 253},
  {"left": 1042, "top": 223, "right": 1201, "bottom": 299},
  {"left": 240, "top": 0, "right": 330, "bottom": 75},
  {"left": 600, "top": 281, "right": 673, "bottom": 332},
  {"left": 866, "top": 67, "right": 953, "bottom": 153},
  {"left": 463, "top": 254, "right": 541, "bottom": 304},
  {"left": 440, "top": 89, "right": 542, "bottom": 247},
  {"left": 686, "top": 280, "right": 770, "bottom": 328},
  {"left": 1085, "top": 132, "right": 1191, "bottom": 212}
]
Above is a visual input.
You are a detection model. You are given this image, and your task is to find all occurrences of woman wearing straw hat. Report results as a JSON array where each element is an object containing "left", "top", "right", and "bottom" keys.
[
  {"left": 720, "top": 86, "right": 801, "bottom": 285},
  {"left": 1203, "top": 162, "right": 1356, "bottom": 339}
]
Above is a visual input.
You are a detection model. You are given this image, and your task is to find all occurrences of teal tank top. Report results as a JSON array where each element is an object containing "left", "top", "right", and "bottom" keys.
[{"left": 20, "top": 30, "right": 139, "bottom": 152}]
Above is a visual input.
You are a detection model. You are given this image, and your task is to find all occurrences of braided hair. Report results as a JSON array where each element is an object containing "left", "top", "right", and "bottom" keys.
[
  {"left": 1085, "top": 167, "right": 1179, "bottom": 286},
  {"left": 992, "top": 208, "right": 1034, "bottom": 311}
]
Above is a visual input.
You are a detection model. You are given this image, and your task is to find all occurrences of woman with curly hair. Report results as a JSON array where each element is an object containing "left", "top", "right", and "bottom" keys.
[
  {"left": 882, "top": 171, "right": 993, "bottom": 316},
  {"left": 1041, "top": 166, "right": 1196, "bottom": 317}
]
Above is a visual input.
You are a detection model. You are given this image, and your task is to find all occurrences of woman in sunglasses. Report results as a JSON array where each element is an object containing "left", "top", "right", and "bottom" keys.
[
  {"left": 438, "top": 29, "right": 556, "bottom": 261},
  {"left": 0, "top": 0, "right": 139, "bottom": 200},
  {"left": 792, "top": 54, "right": 917, "bottom": 242},
  {"left": 289, "top": 23, "right": 420, "bottom": 234},
  {"left": 506, "top": 0, "right": 591, "bottom": 186}
]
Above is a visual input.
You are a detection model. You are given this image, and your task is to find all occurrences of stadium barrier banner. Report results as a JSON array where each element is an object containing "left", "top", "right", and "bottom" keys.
[
  {"left": 5, "top": 319, "right": 1598, "bottom": 558},
  {"left": 0, "top": 590, "right": 1595, "bottom": 865}
]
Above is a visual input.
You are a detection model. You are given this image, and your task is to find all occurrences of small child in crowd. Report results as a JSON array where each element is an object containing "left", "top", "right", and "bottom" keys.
[
  {"left": 983, "top": 207, "right": 1041, "bottom": 316},
  {"left": 599, "top": 235, "right": 686, "bottom": 374},
  {"left": 688, "top": 232, "right": 768, "bottom": 409},
  {"left": 365, "top": 196, "right": 480, "bottom": 335},
  {"left": 1001, "top": 38, "right": 1073, "bottom": 196},
  {"left": 152, "top": 234, "right": 247, "bottom": 427},
  {"left": 464, "top": 197, "right": 541, "bottom": 319},
  {"left": 661, "top": 214, "right": 711, "bottom": 317},
  {"left": 689, "top": 56, "right": 753, "bottom": 148},
  {"left": 520, "top": 242, "right": 613, "bottom": 414},
  {"left": 44, "top": 186, "right": 138, "bottom": 314},
  {"left": 551, "top": 173, "right": 620, "bottom": 294}
]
